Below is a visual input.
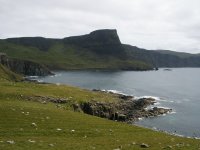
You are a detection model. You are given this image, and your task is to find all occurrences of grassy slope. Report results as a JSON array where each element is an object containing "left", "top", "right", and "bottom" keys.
[
  {"left": 0, "top": 64, "right": 22, "bottom": 81},
  {"left": 0, "top": 66, "right": 199, "bottom": 150},
  {"left": 0, "top": 40, "right": 151, "bottom": 70}
]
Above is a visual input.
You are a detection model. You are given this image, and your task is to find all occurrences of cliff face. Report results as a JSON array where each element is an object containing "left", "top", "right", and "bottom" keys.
[
  {"left": 123, "top": 44, "right": 200, "bottom": 67},
  {"left": 63, "top": 29, "right": 127, "bottom": 58},
  {"left": 2, "top": 29, "right": 200, "bottom": 69},
  {"left": 0, "top": 53, "right": 52, "bottom": 76}
]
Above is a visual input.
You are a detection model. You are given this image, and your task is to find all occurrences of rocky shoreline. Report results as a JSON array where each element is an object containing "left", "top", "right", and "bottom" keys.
[
  {"left": 76, "top": 90, "right": 172, "bottom": 123},
  {"left": 20, "top": 86, "right": 172, "bottom": 123}
]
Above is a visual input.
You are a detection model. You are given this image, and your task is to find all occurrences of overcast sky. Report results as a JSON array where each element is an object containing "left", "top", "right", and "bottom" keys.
[{"left": 0, "top": 0, "right": 200, "bottom": 53}]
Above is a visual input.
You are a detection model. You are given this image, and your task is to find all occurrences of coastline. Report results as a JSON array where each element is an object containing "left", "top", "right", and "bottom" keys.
[{"left": 25, "top": 72, "right": 200, "bottom": 139}]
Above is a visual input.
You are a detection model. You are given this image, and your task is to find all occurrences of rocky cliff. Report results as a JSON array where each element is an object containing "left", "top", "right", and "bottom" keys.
[
  {"left": 63, "top": 29, "right": 127, "bottom": 58},
  {"left": 2, "top": 29, "right": 200, "bottom": 69},
  {"left": 0, "top": 53, "right": 52, "bottom": 76}
]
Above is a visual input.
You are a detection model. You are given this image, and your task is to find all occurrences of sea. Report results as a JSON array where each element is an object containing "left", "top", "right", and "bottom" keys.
[{"left": 33, "top": 68, "right": 200, "bottom": 138}]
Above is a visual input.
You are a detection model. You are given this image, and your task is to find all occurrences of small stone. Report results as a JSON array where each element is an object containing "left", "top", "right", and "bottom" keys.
[
  {"left": 7, "top": 140, "right": 15, "bottom": 144},
  {"left": 49, "top": 144, "right": 54, "bottom": 147},
  {"left": 132, "top": 142, "right": 136, "bottom": 145},
  {"left": 42, "top": 101, "right": 47, "bottom": 104},
  {"left": 91, "top": 146, "right": 96, "bottom": 149},
  {"left": 140, "top": 143, "right": 150, "bottom": 148},
  {"left": 164, "top": 145, "right": 173, "bottom": 149},
  {"left": 56, "top": 128, "right": 62, "bottom": 131},
  {"left": 31, "top": 123, "right": 37, "bottom": 127},
  {"left": 71, "top": 129, "right": 75, "bottom": 132},
  {"left": 28, "top": 139, "right": 36, "bottom": 143}
]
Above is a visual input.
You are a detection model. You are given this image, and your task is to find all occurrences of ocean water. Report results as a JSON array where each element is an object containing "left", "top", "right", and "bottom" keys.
[{"left": 35, "top": 68, "right": 200, "bottom": 138}]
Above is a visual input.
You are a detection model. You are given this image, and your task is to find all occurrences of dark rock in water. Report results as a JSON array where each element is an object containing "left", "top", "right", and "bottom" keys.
[
  {"left": 118, "top": 95, "right": 133, "bottom": 101},
  {"left": 164, "top": 68, "right": 172, "bottom": 71},
  {"left": 151, "top": 107, "right": 172, "bottom": 115},
  {"left": 154, "top": 67, "right": 159, "bottom": 71},
  {"left": 0, "top": 53, "right": 53, "bottom": 76},
  {"left": 134, "top": 98, "right": 156, "bottom": 109}
]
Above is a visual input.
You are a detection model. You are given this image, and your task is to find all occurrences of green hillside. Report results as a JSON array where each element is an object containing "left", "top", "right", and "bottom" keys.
[
  {"left": 0, "top": 30, "right": 152, "bottom": 71},
  {"left": 0, "top": 64, "right": 22, "bottom": 81},
  {"left": 1, "top": 29, "right": 200, "bottom": 71},
  {"left": 0, "top": 66, "right": 199, "bottom": 150}
]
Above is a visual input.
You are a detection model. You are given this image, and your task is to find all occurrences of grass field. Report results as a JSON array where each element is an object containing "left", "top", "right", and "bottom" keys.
[{"left": 0, "top": 65, "right": 200, "bottom": 150}]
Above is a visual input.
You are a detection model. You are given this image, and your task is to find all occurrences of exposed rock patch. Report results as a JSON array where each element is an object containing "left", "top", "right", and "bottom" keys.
[
  {"left": 22, "top": 95, "right": 68, "bottom": 104},
  {"left": 0, "top": 53, "right": 53, "bottom": 76},
  {"left": 79, "top": 90, "right": 172, "bottom": 123}
]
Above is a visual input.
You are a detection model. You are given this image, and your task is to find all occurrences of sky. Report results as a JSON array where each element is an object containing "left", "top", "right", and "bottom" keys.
[{"left": 0, "top": 0, "right": 200, "bottom": 53}]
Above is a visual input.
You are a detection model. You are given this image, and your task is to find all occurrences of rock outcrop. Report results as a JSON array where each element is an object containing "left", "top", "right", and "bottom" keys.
[
  {"left": 0, "top": 53, "right": 53, "bottom": 76},
  {"left": 22, "top": 95, "right": 68, "bottom": 104},
  {"left": 19, "top": 88, "right": 172, "bottom": 123},
  {"left": 78, "top": 90, "right": 172, "bottom": 122}
]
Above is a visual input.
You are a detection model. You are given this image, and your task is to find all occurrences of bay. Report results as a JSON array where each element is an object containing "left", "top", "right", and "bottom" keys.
[{"left": 35, "top": 68, "right": 200, "bottom": 138}]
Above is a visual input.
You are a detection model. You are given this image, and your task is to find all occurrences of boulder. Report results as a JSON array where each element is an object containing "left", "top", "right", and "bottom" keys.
[
  {"left": 134, "top": 98, "right": 156, "bottom": 109},
  {"left": 140, "top": 143, "right": 150, "bottom": 148}
]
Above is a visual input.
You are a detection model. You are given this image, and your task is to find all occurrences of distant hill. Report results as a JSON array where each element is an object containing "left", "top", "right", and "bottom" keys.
[
  {"left": 0, "top": 29, "right": 200, "bottom": 71},
  {"left": 155, "top": 50, "right": 195, "bottom": 58},
  {"left": 123, "top": 45, "right": 200, "bottom": 67}
]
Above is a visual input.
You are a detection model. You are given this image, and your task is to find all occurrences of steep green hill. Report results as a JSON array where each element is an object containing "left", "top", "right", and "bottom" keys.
[
  {"left": 0, "top": 30, "right": 152, "bottom": 71},
  {"left": 0, "top": 29, "right": 200, "bottom": 70}
]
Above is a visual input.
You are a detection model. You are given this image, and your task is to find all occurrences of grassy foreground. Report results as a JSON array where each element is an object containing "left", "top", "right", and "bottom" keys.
[{"left": 0, "top": 65, "right": 200, "bottom": 149}]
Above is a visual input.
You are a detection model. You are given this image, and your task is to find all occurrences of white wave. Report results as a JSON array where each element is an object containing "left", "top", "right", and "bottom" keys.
[
  {"left": 135, "top": 96, "right": 174, "bottom": 104},
  {"left": 169, "top": 111, "right": 176, "bottom": 114},
  {"left": 134, "top": 96, "right": 161, "bottom": 101},
  {"left": 29, "top": 76, "right": 39, "bottom": 78},
  {"left": 138, "top": 118, "right": 143, "bottom": 121},
  {"left": 152, "top": 127, "right": 157, "bottom": 130},
  {"left": 54, "top": 73, "right": 62, "bottom": 77},
  {"left": 102, "top": 89, "right": 128, "bottom": 95}
]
